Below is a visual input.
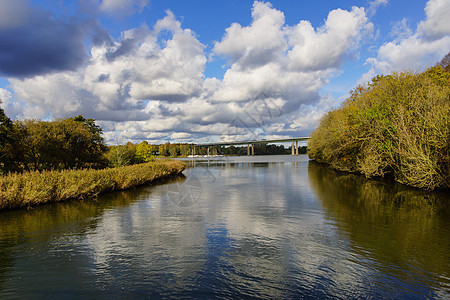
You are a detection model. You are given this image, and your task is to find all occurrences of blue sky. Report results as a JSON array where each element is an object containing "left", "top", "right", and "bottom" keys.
[{"left": 0, "top": 0, "right": 449, "bottom": 144}]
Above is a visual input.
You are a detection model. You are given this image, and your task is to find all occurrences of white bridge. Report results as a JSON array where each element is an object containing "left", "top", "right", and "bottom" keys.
[{"left": 194, "top": 137, "right": 310, "bottom": 156}]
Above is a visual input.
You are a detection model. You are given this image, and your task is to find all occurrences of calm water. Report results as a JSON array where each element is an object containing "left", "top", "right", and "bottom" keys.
[{"left": 0, "top": 155, "right": 449, "bottom": 299}]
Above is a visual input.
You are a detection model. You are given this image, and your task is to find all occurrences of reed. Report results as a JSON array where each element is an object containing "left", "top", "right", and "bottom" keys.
[{"left": 0, "top": 160, "right": 185, "bottom": 211}]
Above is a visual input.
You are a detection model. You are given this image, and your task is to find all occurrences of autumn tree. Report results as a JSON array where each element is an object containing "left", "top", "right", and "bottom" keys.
[
  {"left": 135, "top": 141, "right": 154, "bottom": 162},
  {"left": 105, "top": 140, "right": 137, "bottom": 167},
  {"left": 6, "top": 116, "right": 108, "bottom": 171},
  {"left": 0, "top": 102, "right": 14, "bottom": 173},
  {"left": 169, "top": 143, "right": 179, "bottom": 157},
  {"left": 439, "top": 51, "right": 450, "bottom": 72},
  {"left": 308, "top": 59, "right": 450, "bottom": 190},
  {"left": 159, "top": 143, "right": 170, "bottom": 156}
]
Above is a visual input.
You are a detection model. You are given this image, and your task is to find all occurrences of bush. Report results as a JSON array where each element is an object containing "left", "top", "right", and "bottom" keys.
[{"left": 308, "top": 65, "right": 450, "bottom": 190}]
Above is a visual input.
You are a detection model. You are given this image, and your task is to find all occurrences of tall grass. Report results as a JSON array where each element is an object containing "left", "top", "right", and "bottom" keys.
[
  {"left": 0, "top": 160, "right": 185, "bottom": 211},
  {"left": 308, "top": 67, "right": 449, "bottom": 190}
]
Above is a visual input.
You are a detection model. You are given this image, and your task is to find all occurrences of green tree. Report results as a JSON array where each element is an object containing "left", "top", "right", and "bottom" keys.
[
  {"left": 179, "top": 144, "right": 191, "bottom": 157},
  {"left": 105, "top": 140, "right": 137, "bottom": 167},
  {"left": 11, "top": 117, "right": 108, "bottom": 171},
  {"left": 169, "top": 143, "right": 179, "bottom": 157},
  {"left": 0, "top": 102, "right": 14, "bottom": 173},
  {"left": 159, "top": 143, "right": 170, "bottom": 156},
  {"left": 135, "top": 141, "right": 154, "bottom": 163},
  {"left": 68, "top": 116, "right": 108, "bottom": 168}
]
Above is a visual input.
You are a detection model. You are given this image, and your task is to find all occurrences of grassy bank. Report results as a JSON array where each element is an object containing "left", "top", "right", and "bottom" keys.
[
  {"left": 308, "top": 65, "right": 449, "bottom": 190},
  {"left": 0, "top": 160, "right": 185, "bottom": 211}
]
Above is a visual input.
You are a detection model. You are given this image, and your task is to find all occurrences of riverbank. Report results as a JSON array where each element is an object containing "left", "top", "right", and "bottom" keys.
[
  {"left": 308, "top": 65, "right": 449, "bottom": 190},
  {"left": 0, "top": 160, "right": 185, "bottom": 211}
]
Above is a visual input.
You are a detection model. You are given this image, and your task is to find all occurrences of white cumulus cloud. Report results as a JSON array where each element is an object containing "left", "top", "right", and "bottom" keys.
[
  {"left": 287, "top": 6, "right": 371, "bottom": 71},
  {"left": 8, "top": 10, "right": 206, "bottom": 122},
  {"left": 4, "top": 1, "right": 375, "bottom": 143},
  {"left": 361, "top": 0, "right": 450, "bottom": 84},
  {"left": 418, "top": 0, "right": 450, "bottom": 40}
]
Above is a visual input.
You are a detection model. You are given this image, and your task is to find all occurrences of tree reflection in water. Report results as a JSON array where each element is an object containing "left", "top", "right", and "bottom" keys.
[{"left": 308, "top": 161, "right": 450, "bottom": 294}]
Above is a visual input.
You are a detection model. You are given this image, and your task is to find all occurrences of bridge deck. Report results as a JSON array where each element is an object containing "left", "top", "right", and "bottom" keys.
[{"left": 195, "top": 137, "right": 309, "bottom": 147}]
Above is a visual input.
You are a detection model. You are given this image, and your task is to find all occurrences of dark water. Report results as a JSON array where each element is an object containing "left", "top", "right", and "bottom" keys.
[{"left": 0, "top": 155, "right": 449, "bottom": 299}]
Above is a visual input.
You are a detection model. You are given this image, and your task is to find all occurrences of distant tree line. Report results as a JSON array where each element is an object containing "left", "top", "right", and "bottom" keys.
[
  {"left": 105, "top": 142, "right": 305, "bottom": 167},
  {"left": 105, "top": 142, "right": 194, "bottom": 167}
]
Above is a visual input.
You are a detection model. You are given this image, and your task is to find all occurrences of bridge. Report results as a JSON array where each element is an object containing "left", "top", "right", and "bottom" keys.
[{"left": 193, "top": 137, "right": 310, "bottom": 156}]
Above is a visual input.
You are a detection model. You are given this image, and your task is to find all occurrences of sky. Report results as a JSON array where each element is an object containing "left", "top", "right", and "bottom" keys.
[{"left": 0, "top": 0, "right": 449, "bottom": 144}]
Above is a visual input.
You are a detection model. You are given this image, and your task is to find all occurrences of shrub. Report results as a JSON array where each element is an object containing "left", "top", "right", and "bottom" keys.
[{"left": 308, "top": 65, "right": 449, "bottom": 190}]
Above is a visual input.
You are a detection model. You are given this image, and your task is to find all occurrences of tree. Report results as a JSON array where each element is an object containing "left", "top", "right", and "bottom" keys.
[
  {"left": 159, "top": 143, "right": 170, "bottom": 156},
  {"left": 439, "top": 51, "right": 450, "bottom": 72},
  {"left": 169, "top": 143, "right": 179, "bottom": 157},
  {"left": 0, "top": 113, "right": 108, "bottom": 172},
  {"left": 10, "top": 117, "right": 108, "bottom": 171},
  {"left": 0, "top": 102, "right": 12, "bottom": 147},
  {"left": 135, "top": 141, "right": 154, "bottom": 163},
  {"left": 70, "top": 115, "right": 108, "bottom": 167},
  {"left": 179, "top": 144, "right": 191, "bottom": 157},
  {"left": 0, "top": 101, "right": 14, "bottom": 172},
  {"left": 105, "top": 139, "right": 137, "bottom": 167}
]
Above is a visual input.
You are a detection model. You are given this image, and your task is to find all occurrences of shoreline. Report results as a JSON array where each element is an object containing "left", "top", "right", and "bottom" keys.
[
  {"left": 0, "top": 160, "right": 186, "bottom": 211},
  {"left": 309, "top": 159, "right": 450, "bottom": 193}
]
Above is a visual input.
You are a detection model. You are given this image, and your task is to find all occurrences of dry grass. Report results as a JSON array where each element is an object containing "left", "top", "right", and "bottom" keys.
[{"left": 0, "top": 160, "right": 185, "bottom": 211}]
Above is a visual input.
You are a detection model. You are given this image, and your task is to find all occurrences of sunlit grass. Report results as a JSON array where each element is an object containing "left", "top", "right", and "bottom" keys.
[{"left": 0, "top": 160, "right": 185, "bottom": 210}]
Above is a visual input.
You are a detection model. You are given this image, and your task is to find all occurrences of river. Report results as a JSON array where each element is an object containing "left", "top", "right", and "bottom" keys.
[{"left": 0, "top": 155, "right": 449, "bottom": 298}]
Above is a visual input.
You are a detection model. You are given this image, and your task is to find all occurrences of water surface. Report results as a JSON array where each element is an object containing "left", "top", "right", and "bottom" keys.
[{"left": 0, "top": 155, "right": 449, "bottom": 298}]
